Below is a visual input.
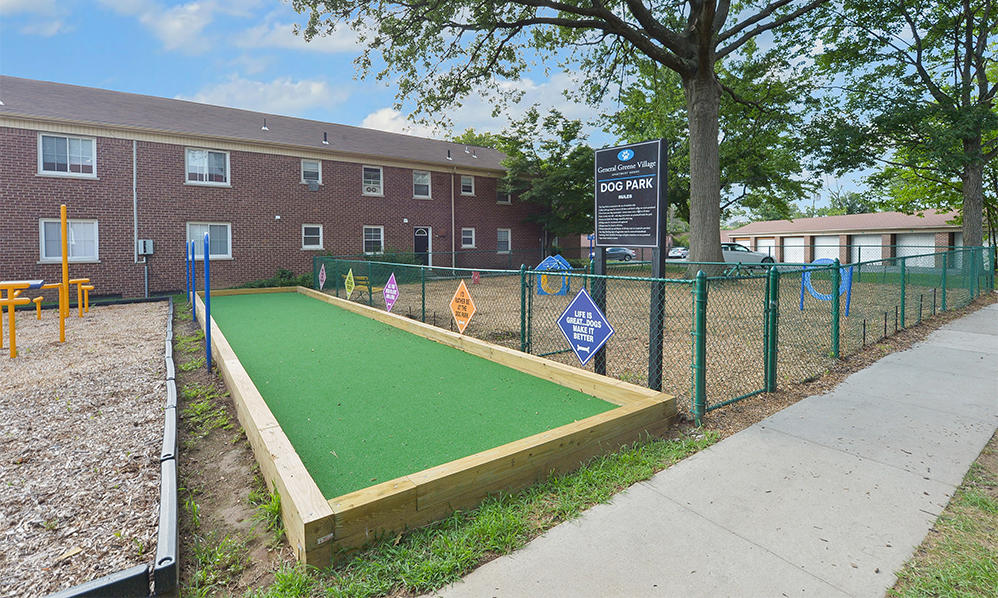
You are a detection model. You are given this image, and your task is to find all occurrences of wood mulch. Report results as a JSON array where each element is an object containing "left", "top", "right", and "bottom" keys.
[{"left": 0, "top": 302, "right": 168, "bottom": 597}]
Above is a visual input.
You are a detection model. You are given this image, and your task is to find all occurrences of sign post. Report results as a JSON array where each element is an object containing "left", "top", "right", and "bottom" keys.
[{"left": 594, "top": 139, "right": 667, "bottom": 385}]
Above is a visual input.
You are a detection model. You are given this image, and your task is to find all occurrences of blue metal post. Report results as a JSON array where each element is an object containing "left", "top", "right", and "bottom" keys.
[
  {"left": 203, "top": 233, "right": 211, "bottom": 371},
  {"left": 184, "top": 241, "right": 191, "bottom": 304},
  {"left": 189, "top": 241, "right": 196, "bottom": 304}
]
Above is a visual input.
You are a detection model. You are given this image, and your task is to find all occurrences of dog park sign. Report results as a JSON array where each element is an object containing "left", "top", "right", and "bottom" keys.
[{"left": 594, "top": 140, "right": 664, "bottom": 248}]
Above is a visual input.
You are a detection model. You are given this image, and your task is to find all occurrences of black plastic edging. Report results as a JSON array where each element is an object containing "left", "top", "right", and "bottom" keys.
[
  {"left": 153, "top": 458, "right": 179, "bottom": 594},
  {"left": 47, "top": 564, "right": 151, "bottom": 598},
  {"left": 45, "top": 297, "right": 180, "bottom": 598},
  {"left": 160, "top": 407, "right": 177, "bottom": 462},
  {"left": 165, "top": 380, "right": 177, "bottom": 409},
  {"left": 153, "top": 297, "right": 179, "bottom": 594}
]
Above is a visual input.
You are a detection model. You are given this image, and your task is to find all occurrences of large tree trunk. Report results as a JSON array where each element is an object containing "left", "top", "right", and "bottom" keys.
[
  {"left": 683, "top": 71, "right": 724, "bottom": 273},
  {"left": 961, "top": 137, "right": 984, "bottom": 247}
]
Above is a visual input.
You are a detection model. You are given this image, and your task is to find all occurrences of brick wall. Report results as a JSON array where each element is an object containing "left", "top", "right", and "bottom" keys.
[{"left": 0, "top": 127, "right": 544, "bottom": 297}]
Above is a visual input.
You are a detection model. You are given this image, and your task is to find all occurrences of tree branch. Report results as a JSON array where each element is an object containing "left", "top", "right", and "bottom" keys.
[{"left": 717, "top": 0, "right": 828, "bottom": 60}]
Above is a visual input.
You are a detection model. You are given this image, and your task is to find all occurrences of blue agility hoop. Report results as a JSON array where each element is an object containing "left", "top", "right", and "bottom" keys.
[{"left": 800, "top": 258, "right": 854, "bottom": 316}]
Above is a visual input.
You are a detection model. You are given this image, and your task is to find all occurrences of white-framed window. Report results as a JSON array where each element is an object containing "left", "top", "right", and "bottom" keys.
[
  {"left": 38, "top": 133, "right": 96, "bottom": 178},
  {"left": 497, "top": 228, "right": 511, "bottom": 254},
  {"left": 302, "top": 224, "right": 323, "bottom": 250},
  {"left": 362, "top": 166, "right": 383, "bottom": 196},
  {"left": 187, "top": 222, "right": 232, "bottom": 259},
  {"left": 461, "top": 227, "right": 476, "bottom": 248},
  {"left": 363, "top": 226, "right": 384, "bottom": 254},
  {"left": 39, "top": 219, "right": 99, "bottom": 262},
  {"left": 460, "top": 175, "right": 475, "bottom": 195},
  {"left": 413, "top": 170, "right": 431, "bottom": 198},
  {"left": 496, "top": 189, "right": 511, "bottom": 204},
  {"left": 301, "top": 159, "right": 322, "bottom": 185},
  {"left": 186, "top": 148, "right": 230, "bottom": 186}
]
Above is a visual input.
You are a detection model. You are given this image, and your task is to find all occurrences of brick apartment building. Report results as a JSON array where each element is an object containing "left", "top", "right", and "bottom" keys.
[{"left": 0, "top": 76, "right": 543, "bottom": 297}]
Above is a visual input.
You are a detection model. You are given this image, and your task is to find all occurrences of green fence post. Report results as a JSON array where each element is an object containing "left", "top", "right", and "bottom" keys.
[
  {"left": 991, "top": 245, "right": 997, "bottom": 291},
  {"left": 367, "top": 260, "right": 374, "bottom": 306},
  {"left": 899, "top": 256, "right": 907, "bottom": 328},
  {"left": 520, "top": 265, "right": 527, "bottom": 352},
  {"left": 765, "top": 267, "right": 779, "bottom": 393},
  {"left": 691, "top": 271, "right": 707, "bottom": 426},
  {"left": 941, "top": 252, "right": 948, "bottom": 311},
  {"left": 831, "top": 259, "right": 841, "bottom": 358},
  {"left": 334, "top": 261, "right": 340, "bottom": 298},
  {"left": 420, "top": 265, "right": 426, "bottom": 323},
  {"left": 763, "top": 266, "right": 771, "bottom": 392}
]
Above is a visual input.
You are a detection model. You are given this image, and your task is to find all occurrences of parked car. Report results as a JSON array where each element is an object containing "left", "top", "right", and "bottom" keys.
[
  {"left": 667, "top": 246, "right": 688, "bottom": 259},
  {"left": 721, "top": 242, "right": 774, "bottom": 266},
  {"left": 606, "top": 247, "right": 637, "bottom": 261}
]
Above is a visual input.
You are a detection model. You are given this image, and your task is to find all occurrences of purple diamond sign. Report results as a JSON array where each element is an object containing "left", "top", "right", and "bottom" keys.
[
  {"left": 318, "top": 264, "right": 327, "bottom": 290},
  {"left": 383, "top": 272, "right": 400, "bottom": 312},
  {"left": 556, "top": 288, "right": 615, "bottom": 366}
]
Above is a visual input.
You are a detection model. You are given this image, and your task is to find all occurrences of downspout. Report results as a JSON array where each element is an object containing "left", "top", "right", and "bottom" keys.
[
  {"left": 133, "top": 140, "right": 139, "bottom": 264},
  {"left": 451, "top": 168, "right": 456, "bottom": 268}
]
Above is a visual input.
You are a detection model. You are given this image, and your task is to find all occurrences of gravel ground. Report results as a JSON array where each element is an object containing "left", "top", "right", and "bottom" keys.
[{"left": 0, "top": 302, "right": 168, "bottom": 597}]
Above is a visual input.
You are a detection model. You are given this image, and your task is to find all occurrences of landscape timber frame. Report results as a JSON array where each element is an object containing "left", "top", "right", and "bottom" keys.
[{"left": 193, "top": 286, "right": 676, "bottom": 565}]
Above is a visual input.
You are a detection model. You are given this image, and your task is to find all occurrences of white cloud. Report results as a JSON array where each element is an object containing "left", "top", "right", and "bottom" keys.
[
  {"left": 237, "top": 20, "right": 360, "bottom": 53},
  {"left": 0, "top": 0, "right": 58, "bottom": 15},
  {"left": 176, "top": 75, "right": 347, "bottom": 115},
  {"left": 20, "top": 19, "right": 72, "bottom": 36},
  {"left": 361, "top": 108, "right": 441, "bottom": 137},
  {"left": 98, "top": 0, "right": 234, "bottom": 54}
]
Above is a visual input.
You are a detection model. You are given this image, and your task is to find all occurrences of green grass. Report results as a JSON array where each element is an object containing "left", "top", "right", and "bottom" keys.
[
  {"left": 252, "top": 431, "right": 717, "bottom": 597},
  {"left": 890, "top": 438, "right": 998, "bottom": 597},
  {"left": 181, "top": 382, "right": 232, "bottom": 442},
  {"left": 208, "top": 292, "right": 618, "bottom": 499},
  {"left": 179, "top": 356, "right": 206, "bottom": 372},
  {"left": 183, "top": 532, "right": 250, "bottom": 598},
  {"left": 249, "top": 483, "right": 285, "bottom": 546},
  {"left": 176, "top": 330, "right": 204, "bottom": 353}
]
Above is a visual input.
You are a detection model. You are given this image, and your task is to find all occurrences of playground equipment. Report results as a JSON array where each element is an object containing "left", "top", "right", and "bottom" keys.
[
  {"left": 183, "top": 234, "right": 212, "bottom": 371},
  {"left": 0, "top": 204, "right": 93, "bottom": 358},
  {"left": 800, "top": 258, "right": 854, "bottom": 317}
]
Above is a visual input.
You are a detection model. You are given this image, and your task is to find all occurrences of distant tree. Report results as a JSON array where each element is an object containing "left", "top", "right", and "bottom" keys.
[
  {"left": 808, "top": 0, "right": 998, "bottom": 246},
  {"left": 500, "top": 108, "right": 595, "bottom": 245},
  {"left": 451, "top": 109, "right": 595, "bottom": 248}
]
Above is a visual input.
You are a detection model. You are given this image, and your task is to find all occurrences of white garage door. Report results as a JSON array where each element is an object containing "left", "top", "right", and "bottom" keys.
[
  {"left": 756, "top": 238, "right": 776, "bottom": 257},
  {"left": 896, "top": 233, "right": 936, "bottom": 267},
  {"left": 850, "top": 234, "right": 883, "bottom": 264},
  {"left": 813, "top": 235, "right": 840, "bottom": 261},
  {"left": 952, "top": 232, "right": 964, "bottom": 268},
  {"left": 731, "top": 237, "right": 751, "bottom": 248},
  {"left": 782, "top": 237, "right": 805, "bottom": 263}
]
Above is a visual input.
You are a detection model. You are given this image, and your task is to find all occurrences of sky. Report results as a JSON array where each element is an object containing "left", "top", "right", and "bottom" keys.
[{"left": 0, "top": 0, "right": 610, "bottom": 141}]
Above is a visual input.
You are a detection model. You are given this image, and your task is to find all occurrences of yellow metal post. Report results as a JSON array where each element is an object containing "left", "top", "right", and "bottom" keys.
[
  {"left": 7, "top": 301, "right": 14, "bottom": 358},
  {"left": 60, "top": 204, "right": 68, "bottom": 342}
]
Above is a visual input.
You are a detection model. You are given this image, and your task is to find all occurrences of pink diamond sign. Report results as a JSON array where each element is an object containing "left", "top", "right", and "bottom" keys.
[
  {"left": 383, "top": 272, "right": 400, "bottom": 312},
  {"left": 318, "top": 264, "right": 327, "bottom": 290}
]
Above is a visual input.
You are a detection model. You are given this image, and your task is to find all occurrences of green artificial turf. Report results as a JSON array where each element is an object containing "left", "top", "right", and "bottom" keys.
[{"left": 208, "top": 292, "right": 616, "bottom": 498}]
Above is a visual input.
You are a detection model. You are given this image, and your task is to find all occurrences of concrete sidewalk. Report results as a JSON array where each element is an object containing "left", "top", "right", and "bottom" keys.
[{"left": 434, "top": 302, "right": 998, "bottom": 598}]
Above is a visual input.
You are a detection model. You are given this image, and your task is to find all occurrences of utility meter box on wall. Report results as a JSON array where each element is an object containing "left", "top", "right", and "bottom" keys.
[{"left": 138, "top": 239, "right": 154, "bottom": 255}]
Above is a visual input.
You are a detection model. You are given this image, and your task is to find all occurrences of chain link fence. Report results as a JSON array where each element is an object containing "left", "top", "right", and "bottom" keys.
[{"left": 314, "top": 246, "right": 995, "bottom": 423}]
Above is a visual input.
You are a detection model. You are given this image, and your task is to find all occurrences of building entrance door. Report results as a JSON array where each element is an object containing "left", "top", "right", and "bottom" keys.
[{"left": 414, "top": 227, "right": 431, "bottom": 266}]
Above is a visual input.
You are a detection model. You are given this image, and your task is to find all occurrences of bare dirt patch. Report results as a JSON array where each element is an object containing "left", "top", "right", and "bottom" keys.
[
  {"left": 171, "top": 302, "right": 290, "bottom": 596},
  {"left": 0, "top": 302, "right": 167, "bottom": 597}
]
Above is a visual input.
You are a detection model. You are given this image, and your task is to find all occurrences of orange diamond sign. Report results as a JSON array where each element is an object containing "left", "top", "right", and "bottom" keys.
[{"left": 449, "top": 280, "right": 476, "bottom": 334}]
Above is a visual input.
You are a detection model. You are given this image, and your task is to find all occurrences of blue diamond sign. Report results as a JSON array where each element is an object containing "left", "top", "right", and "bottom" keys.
[{"left": 556, "top": 288, "right": 615, "bottom": 366}]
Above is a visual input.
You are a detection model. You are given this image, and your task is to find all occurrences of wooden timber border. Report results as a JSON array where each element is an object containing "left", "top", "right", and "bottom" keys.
[{"left": 194, "top": 286, "right": 676, "bottom": 566}]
